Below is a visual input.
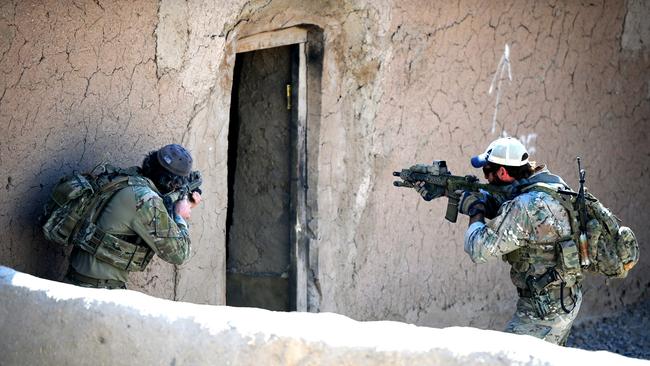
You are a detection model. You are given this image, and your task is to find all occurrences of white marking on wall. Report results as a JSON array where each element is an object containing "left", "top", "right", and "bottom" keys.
[
  {"left": 500, "top": 131, "right": 537, "bottom": 156},
  {"left": 354, "top": 172, "right": 371, "bottom": 218},
  {"left": 519, "top": 133, "right": 537, "bottom": 155},
  {"left": 489, "top": 44, "right": 513, "bottom": 134}
]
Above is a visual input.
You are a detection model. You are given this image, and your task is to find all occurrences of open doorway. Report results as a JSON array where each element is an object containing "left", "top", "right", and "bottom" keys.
[
  {"left": 226, "top": 26, "right": 322, "bottom": 312},
  {"left": 226, "top": 26, "right": 323, "bottom": 312},
  {"left": 226, "top": 44, "right": 295, "bottom": 311}
]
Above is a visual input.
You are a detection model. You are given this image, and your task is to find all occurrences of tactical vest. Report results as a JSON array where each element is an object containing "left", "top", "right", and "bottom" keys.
[
  {"left": 499, "top": 184, "right": 583, "bottom": 318},
  {"left": 520, "top": 183, "right": 639, "bottom": 278},
  {"left": 43, "top": 164, "right": 158, "bottom": 272}
]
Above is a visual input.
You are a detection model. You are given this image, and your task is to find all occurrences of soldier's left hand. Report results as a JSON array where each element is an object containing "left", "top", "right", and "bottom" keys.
[
  {"left": 456, "top": 190, "right": 486, "bottom": 217},
  {"left": 414, "top": 181, "right": 431, "bottom": 200},
  {"left": 189, "top": 191, "right": 202, "bottom": 209}
]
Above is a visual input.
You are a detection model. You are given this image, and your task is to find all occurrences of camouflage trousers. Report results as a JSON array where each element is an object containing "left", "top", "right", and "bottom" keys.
[{"left": 504, "top": 286, "right": 582, "bottom": 345}]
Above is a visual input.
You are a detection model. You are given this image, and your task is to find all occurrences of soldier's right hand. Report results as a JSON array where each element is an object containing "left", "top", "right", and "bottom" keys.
[{"left": 457, "top": 190, "right": 487, "bottom": 217}]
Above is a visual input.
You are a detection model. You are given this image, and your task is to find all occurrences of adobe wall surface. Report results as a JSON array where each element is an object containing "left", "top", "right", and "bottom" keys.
[
  {"left": 2, "top": 267, "right": 646, "bottom": 366},
  {"left": 0, "top": 0, "right": 228, "bottom": 304},
  {"left": 0, "top": 0, "right": 648, "bottom": 333}
]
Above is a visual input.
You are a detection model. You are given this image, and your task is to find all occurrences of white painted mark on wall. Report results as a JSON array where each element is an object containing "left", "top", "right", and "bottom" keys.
[
  {"left": 489, "top": 44, "right": 513, "bottom": 134},
  {"left": 519, "top": 133, "right": 537, "bottom": 155},
  {"left": 500, "top": 130, "right": 537, "bottom": 155}
]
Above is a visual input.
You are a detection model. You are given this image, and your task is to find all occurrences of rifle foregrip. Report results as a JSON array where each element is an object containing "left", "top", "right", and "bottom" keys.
[{"left": 445, "top": 196, "right": 459, "bottom": 223}]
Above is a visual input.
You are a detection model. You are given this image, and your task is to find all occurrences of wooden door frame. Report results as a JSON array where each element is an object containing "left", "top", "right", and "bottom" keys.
[{"left": 233, "top": 26, "right": 311, "bottom": 311}]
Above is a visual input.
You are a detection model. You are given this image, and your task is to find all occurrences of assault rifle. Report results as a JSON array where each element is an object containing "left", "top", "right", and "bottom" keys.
[
  {"left": 392, "top": 160, "right": 510, "bottom": 222},
  {"left": 162, "top": 170, "right": 203, "bottom": 214}
]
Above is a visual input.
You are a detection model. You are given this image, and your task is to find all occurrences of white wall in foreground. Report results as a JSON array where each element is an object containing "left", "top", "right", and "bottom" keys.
[{"left": 0, "top": 266, "right": 645, "bottom": 366}]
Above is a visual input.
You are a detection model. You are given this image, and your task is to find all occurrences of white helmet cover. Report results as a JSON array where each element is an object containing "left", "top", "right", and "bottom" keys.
[{"left": 471, "top": 137, "right": 529, "bottom": 168}]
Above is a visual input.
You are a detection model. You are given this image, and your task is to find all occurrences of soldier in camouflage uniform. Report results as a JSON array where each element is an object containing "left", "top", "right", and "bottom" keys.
[
  {"left": 63, "top": 144, "right": 201, "bottom": 289},
  {"left": 447, "top": 138, "right": 581, "bottom": 345}
]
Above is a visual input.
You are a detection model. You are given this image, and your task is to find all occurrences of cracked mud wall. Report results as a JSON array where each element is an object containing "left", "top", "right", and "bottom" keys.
[
  {"left": 1, "top": 0, "right": 648, "bottom": 332},
  {"left": 223, "top": 0, "right": 650, "bottom": 329},
  {"left": 0, "top": 0, "right": 229, "bottom": 304}
]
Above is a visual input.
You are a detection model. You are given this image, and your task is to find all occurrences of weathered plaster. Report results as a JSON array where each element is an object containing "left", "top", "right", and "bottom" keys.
[
  {"left": 622, "top": 0, "right": 650, "bottom": 51},
  {"left": 0, "top": 0, "right": 648, "bottom": 333}
]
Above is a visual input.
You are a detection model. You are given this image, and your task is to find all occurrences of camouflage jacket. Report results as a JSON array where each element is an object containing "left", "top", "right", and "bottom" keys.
[
  {"left": 464, "top": 167, "right": 582, "bottom": 290},
  {"left": 70, "top": 176, "right": 191, "bottom": 283}
]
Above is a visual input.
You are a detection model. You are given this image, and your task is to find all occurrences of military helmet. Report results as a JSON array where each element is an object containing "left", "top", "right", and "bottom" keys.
[
  {"left": 471, "top": 137, "right": 529, "bottom": 168},
  {"left": 156, "top": 144, "right": 193, "bottom": 177}
]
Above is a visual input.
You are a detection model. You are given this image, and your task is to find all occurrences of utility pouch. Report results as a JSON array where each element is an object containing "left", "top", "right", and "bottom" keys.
[
  {"left": 558, "top": 240, "right": 580, "bottom": 271},
  {"left": 78, "top": 226, "right": 154, "bottom": 271}
]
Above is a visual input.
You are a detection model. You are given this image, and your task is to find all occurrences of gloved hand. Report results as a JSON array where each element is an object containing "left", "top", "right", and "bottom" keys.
[
  {"left": 457, "top": 190, "right": 487, "bottom": 217},
  {"left": 414, "top": 181, "right": 435, "bottom": 201}
]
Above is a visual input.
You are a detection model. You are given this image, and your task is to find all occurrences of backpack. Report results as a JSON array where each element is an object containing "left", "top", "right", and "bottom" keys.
[
  {"left": 524, "top": 184, "right": 639, "bottom": 278},
  {"left": 42, "top": 163, "right": 147, "bottom": 247}
]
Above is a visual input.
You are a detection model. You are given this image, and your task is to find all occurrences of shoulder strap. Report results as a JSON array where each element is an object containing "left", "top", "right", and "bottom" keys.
[
  {"left": 70, "top": 173, "right": 152, "bottom": 241},
  {"left": 87, "top": 176, "right": 133, "bottom": 224}
]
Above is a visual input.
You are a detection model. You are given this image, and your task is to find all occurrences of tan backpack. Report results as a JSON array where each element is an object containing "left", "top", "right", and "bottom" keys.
[
  {"left": 41, "top": 164, "right": 144, "bottom": 246},
  {"left": 526, "top": 184, "right": 639, "bottom": 278}
]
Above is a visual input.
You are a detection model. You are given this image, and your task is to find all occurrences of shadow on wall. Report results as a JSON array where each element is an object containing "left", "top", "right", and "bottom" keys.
[{"left": 20, "top": 147, "right": 112, "bottom": 282}]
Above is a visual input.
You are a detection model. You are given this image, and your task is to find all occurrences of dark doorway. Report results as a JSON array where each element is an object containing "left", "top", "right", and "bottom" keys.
[{"left": 226, "top": 45, "right": 298, "bottom": 311}]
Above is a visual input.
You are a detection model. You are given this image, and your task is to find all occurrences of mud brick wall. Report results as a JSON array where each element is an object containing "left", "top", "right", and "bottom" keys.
[{"left": 1, "top": 0, "right": 648, "bottom": 330}]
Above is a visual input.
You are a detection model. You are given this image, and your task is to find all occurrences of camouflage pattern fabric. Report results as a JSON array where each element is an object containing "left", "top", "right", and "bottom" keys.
[
  {"left": 68, "top": 175, "right": 191, "bottom": 287},
  {"left": 505, "top": 287, "right": 582, "bottom": 346},
  {"left": 464, "top": 178, "right": 583, "bottom": 345}
]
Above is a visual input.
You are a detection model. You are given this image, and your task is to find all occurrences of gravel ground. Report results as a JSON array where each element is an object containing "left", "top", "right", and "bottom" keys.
[{"left": 567, "top": 297, "right": 650, "bottom": 360}]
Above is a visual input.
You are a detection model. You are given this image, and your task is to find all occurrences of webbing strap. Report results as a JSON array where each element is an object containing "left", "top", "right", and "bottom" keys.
[{"left": 68, "top": 177, "right": 131, "bottom": 248}]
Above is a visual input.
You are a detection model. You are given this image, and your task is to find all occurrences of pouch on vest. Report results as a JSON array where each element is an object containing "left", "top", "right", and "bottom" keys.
[
  {"left": 558, "top": 240, "right": 580, "bottom": 274},
  {"left": 76, "top": 224, "right": 154, "bottom": 272},
  {"left": 42, "top": 174, "right": 95, "bottom": 246}
]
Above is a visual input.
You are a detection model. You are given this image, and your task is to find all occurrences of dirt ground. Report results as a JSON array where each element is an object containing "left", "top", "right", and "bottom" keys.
[{"left": 567, "top": 297, "right": 650, "bottom": 360}]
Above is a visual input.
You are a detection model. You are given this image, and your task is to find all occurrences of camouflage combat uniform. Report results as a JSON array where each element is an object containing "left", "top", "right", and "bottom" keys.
[
  {"left": 464, "top": 167, "right": 582, "bottom": 345},
  {"left": 65, "top": 173, "right": 191, "bottom": 289}
]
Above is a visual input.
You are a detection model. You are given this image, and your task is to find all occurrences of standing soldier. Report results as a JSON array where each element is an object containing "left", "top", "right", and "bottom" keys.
[
  {"left": 59, "top": 144, "right": 202, "bottom": 289},
  {"left": 454, "top": 137, "right": 582, "bottom": 345}
]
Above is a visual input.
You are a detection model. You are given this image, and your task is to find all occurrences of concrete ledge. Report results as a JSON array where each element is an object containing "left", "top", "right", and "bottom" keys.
[{"left": 0, "top": 266, "right": 644, "bottom": 366}]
